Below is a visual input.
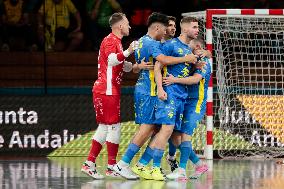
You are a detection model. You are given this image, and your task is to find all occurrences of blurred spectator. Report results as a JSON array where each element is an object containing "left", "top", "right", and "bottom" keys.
[
  {"left": 0, "top": 0, "right": 37, "bottom": 51},
  {"left": 38, "top": 0, "right": 83, "bottom": 51},
  {"left": 85, "top": 0, "right": 122, "bottom": 50},
  {"left": 128, "top": 0, "right": 152, "bottom": 38}
]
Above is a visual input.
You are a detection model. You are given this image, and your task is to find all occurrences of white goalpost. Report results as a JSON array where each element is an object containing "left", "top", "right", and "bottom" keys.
[{"left": 183, "top": 9, "right": 284, "bottom": 159}]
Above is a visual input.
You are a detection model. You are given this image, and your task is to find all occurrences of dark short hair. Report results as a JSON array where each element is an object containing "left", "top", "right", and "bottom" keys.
[
  {"left": 180, "top": 16, "right": 198, "bottom": 24},
  {"left": 167, "top": 16, "right": 176, "bottom": 23},
  {"left": 147, "top": 12, "right": 169, "bottom": 27},
  {"left": 109, "top": 12, "right": 126, "bottom": 27}
]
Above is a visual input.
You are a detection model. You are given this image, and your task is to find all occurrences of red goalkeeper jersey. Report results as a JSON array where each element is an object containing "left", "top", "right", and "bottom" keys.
[{"left": 93, "top": 33, "right": 124, "bottom": 95}]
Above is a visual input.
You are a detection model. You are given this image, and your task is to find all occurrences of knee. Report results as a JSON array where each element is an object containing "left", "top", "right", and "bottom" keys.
[{"left": 160, "top": 126, "right": 174, "bottom": 138}]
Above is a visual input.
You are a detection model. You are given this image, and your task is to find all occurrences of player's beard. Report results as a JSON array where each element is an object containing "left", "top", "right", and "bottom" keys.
[
  {"left": 188, "top": 32, "right": 198, "bottom": 40},
  {"left": 169, "top": 31, "right": 175, "bottom": 38}
]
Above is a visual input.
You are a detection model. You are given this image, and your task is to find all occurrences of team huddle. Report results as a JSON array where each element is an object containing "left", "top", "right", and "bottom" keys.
[{"left": 81, "top": 12, "right": 211, "bottom": 181}]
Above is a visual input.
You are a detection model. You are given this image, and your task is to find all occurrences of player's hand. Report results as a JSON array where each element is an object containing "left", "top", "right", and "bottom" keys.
[
  {"left": 184, "top": 54, "right": 198, "bottom": 64},
  {"left": 163, "top": 74, "right": 176, "bottom": 86},
  {"left": 138, "top": 57, "right": 154, "bottom": 70},
  {"left": 123, "top": 61, "right": 132, "bottom": 72},
  {"left": 195, "top": 61, "right": 206, "bottom": 69},
  {"left": 157, "top": 88, "right": 167, "bottom": 101},
  {"left": 197, "top": 49, "right": 212, "bottom": 58},
  {"left": 128, "top": 40, "right": 139, "bottom": 53}
]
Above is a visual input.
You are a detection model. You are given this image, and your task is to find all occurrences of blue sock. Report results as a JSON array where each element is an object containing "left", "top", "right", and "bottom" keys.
[
  {"left": 168, "top": 139, "right": 177, "bottom": 157},
  {"left": 139, "top": 146, "right": 154, "bottom": 166},
  {"left": 188, "top": 141, "right": 200, "bottom": 164},
  {"left": 152, "top": 148, "right": 164, "bottom": 168},
  {"left": 121, "top": 143, "right": 140, "bottom": 164},
  {"left": 178, "top": 141, "right": 191, "bottom": 169}
]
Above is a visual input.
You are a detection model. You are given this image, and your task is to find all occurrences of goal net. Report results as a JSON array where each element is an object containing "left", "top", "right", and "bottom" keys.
[{"left": 183, "top": 9, "right": 284, "bottom": 159}]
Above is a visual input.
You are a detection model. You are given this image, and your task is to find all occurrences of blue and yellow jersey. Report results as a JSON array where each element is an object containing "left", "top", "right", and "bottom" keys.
[
  {"left": 162, "top": 38, "right": 192, "bottom": 99},
  {"left": 134, "top": 35, "right": 163, "bottom": 96},
  {"left": 187, "top": 58, "right": 212, "bottom": 114}
]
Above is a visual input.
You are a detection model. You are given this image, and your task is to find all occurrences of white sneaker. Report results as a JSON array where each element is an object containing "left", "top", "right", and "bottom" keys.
[
  {"left": 113, "top": 161, "right": 139, "bottom": 180},
  {"left": 166, "top": 167, "right": 187, "bottom": 180},
  {"left": 81, "top": 161, "right": 104, "bottom": 179},
  {"left": 106, "top": 167, "right": 122, "bottom": 178}
]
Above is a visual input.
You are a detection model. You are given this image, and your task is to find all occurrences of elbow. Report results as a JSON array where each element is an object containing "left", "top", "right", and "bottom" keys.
[
  {"left": 159, "top": 59, "right": 169, "bottom": 66},
  {"left": 193, "top": 78, "right": 201, "bottom": 84},
  {"left": 193, "top": 80, "right": 200, "bottom": 85},
  {"left": 156, "top": 56, "right": 169, "bottom": 66}
]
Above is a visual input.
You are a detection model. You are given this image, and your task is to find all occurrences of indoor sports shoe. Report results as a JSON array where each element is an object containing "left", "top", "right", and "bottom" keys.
[
  {"left": 166, "top": 155, "right": 179, "bottom": 172},
  {"left": 131, "top": 164, "right": 152, "bottom": 180},
  {"left": 81, "top": 161, "right": 104, "bottom": 179},
  {"left": 113, "top": 161, "right": 139, "bottom": 180},
  {"left": 166, "top": 167, "right": 187, "bottom": 180},
  {"left": 106, "top": 167, "right": 122, "bottom": 178},
  {"left": 189, "top": 164, "right": 208, "bottom": 179},
  {"left": 150, "top": 167, "right": 166, "bottom": 181}
]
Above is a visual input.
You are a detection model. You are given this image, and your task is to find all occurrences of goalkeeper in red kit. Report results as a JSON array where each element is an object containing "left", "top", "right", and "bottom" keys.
[{"left": 81, "top": 12, "right": 138, "bottom": 179}]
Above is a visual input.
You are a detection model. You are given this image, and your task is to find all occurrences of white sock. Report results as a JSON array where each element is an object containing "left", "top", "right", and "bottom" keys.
[
  {"left": 136, "top": 162, "right": 144, "bottom": 167},
  {"left": 167, "top": 155, "right": 176, "bottom": 161},
  {"left": 85, "top": 160, "right": 95, "bottom": 167},
  {"left": 195, "top": 160, "right": 202, "bottom": 167},
  {"left": 119, "top": 160, "right": 130, "bottom": 167},
  {"left": 107, "top": 164, "right": 114, "bottom": 170},
  {"left": 179, "top": 167, "right": 186, "bottom": 172}
]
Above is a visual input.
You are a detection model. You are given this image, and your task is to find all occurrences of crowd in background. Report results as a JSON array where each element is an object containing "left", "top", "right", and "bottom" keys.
[{"left": 0, "top": 0, "right": 282, "bottom": 52}]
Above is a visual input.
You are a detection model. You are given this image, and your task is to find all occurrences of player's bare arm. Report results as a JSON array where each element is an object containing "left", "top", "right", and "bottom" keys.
[
  {"left": 154, "top": 61, "right": 167, "bottom": 100},
  {"left": 156, "top": 53, "right": 198, "bottom": 66},
  {"left": 163, "top": 73, "right": 202, "bottom": 86}
]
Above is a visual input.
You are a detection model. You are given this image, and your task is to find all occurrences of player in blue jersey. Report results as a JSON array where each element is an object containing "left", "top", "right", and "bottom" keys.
[
  {"left": 149, "top": 17, "right": 202, "bottom": 181},
  {"left": 113, "top": 12, "right": 197, "bottom": 180},
  {"left": 164, "top": 38, "right": 211, "bottom": 180},
  {"left": 162, "top": 16, "right": 176, "bottom": 42}
]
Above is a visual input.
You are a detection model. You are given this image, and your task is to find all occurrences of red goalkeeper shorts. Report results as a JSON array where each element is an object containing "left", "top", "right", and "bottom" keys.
[{"left": 93, "top": 93, "right": 120, "bottom": 124}]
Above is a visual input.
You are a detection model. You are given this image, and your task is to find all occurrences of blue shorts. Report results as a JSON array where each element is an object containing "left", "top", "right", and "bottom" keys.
[
  {"left": 155, "top": 94, "right": 185, "bottom": 127},
  {"left": 179, "top": 98, "right": 205, "bottom": 135},
  {"left": 134, "top": 93, "right": 157, "bottom": 125}
]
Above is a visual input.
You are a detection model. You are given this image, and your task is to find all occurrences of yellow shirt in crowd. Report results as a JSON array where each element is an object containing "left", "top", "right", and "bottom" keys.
[
  {"left": 39, "top": 0, "right": 78, "bottom": 29},
  {"left": 3, "top": 0, "right": 24, "bottom": 25}
]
